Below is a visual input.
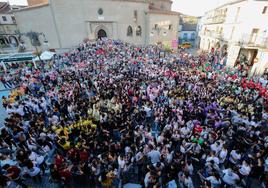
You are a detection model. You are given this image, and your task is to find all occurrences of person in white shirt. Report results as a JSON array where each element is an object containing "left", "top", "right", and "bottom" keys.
[
  {"left": 206, "top": 152, "right": 220, "bottom": 165},
  {"left": 239, "top": 160, "right": 251, "bottom": 176},
  {"left": 229, "top": 149, "right": 241, "bottom": 165},
  {"left": 147, "top": 145, "right": 161, "bottom": 164},
  {"left": 24, "top": 161, "right": 42, "bottom": 182},
  {"left": 222, "top": 168, "right": 240, "bottom": 186},
  {"left": 183, "top": 172, "right": 194, "bottom": 188},
  {"left": 210, "top": 141, "right": 222, "bottom": 154},
  {"left": 218, "top": 145, "right": 228, "bottom": 165},
  {"left": 180, "top": 126, "right": 191, "bottom": 138},
  {"left": 206, "top": 174, "right": 221, "bottom": 188}
]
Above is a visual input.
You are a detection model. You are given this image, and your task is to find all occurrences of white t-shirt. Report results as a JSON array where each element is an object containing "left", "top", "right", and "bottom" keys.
[
  {"left": 239, "top": 164, "right": 251, "bottom": 176},
  {"left": 219, "top": 149, "right": 228, "bottom": 163},
  {"left": 27, "top": 166, "right": 41, "bottom": 177},
  {"left": 206, "top": 156, "right": 220, "bottom": 165},
  {"left": 184, "top": 177, "right": 194, "bottom": 188},
  {"left": 118, "top": 157, "right": 125, "bottom": 169},
  {"left": 229, "top": 150, "right": 241, "bottom": 164},
  {"left": 222, "top": 169, "right": 240, "bottom": 185},
  {"left": 206, "top": 176, "right": 221, "bottom": 188},
  {"left": 210, "top": 143, "right": 221, "bottom": 153},
  {"left": 180, "top": 127, "right": 190, "bottom": 138},
  {"left": 144, "top": 172, "right": 150, "bottom": 188}
]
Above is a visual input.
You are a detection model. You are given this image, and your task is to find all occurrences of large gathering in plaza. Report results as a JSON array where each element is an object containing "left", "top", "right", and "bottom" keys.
[
  {"left": 1, "top": 0, "right": 268, "bottom": 188},
  {"left": 0, "top": 38, "right": 268, "bottom": 188}
]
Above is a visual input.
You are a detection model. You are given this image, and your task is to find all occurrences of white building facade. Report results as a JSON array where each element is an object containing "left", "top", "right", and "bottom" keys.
[
  {"left": 199, "top": 0, "right": 268, "bottom": 75},
  {"left": 14, "top": 0, "right": 179, "bottom": 51}
]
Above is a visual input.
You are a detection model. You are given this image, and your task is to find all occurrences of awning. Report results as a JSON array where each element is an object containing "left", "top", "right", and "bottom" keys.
[
  {"left": 0, "top": 52, "right": 35, "bottom": 63},
  {"left": 32, "top": 51, "right": 55, "bottom": 61}
]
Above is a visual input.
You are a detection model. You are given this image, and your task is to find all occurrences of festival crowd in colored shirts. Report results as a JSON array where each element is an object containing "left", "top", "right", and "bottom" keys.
[{"left": 0, "top": 38, "right": 268, "bottom": 188}]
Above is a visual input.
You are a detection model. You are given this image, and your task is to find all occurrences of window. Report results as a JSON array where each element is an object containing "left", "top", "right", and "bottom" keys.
[
  {"left": 136, "top": 26, "right": 142, "bottom": 36},
  {"left": 30, "top": 33, "right": 41, "bottom": 46},
  {"left": 98, "top": 8, "right": 103, "bottom": 15},
  {"left": 191, "top": 33, "right": 195, "bottom": 40},
  {"left": 230, "top": 26, "right": 235, "bottom": 39},
  {"left": 235, "top": 7, "right": 240, "bottom": 22},
  {"left": 127, "top": 26, "right": 133, "bottom": 36},
  {"left": 249, "top": 28, "right": 259, "bottom": 43},
  {"left": 183, "top": 33, "right": 188, "bottom": 40},
  {"left": 11, "top": 16, "right": 16, "bottom": 23},
  {"left": 2, "top": 16, "right": 7, "bottom": 22},
  {"left": 134, "top": 10, "right": 137, "bottom": 22},
  {"left": 168, "top": 24, "right": 172, "bottom": 30},
  {"left": 262, "top": 6, "right": 267, "bottom": 14}
]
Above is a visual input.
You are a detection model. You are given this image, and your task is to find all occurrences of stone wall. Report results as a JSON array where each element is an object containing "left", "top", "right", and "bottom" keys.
[{"left": 15, "top": 0, "right": 178, "bottom": 50}]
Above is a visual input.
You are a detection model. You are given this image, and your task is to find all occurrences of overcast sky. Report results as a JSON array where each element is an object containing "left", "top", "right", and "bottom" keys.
[
  {"left": 171, "top": 0, "right": 229, "bottom": 16},
  {"left": 1, "top": 0, "right": 228, "bottom": 16}
]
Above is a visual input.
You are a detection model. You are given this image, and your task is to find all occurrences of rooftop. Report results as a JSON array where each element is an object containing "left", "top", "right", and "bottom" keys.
[{"left": 0, "top": 2, "right": 11, "bottom": 14}]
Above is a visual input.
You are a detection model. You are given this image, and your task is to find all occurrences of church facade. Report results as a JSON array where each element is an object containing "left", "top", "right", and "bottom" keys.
[{"left": 14, "top": 0, "right": 179, "bottom": 51}]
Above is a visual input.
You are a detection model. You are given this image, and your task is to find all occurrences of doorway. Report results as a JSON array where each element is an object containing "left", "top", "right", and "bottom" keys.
[{"left": 97, "top": 29, "right": 107, "bottom": 39}]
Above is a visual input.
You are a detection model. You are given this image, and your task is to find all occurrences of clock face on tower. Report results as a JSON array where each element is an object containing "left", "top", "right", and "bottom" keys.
[{"left": 98, "top": 8, "right": 103, "bottom": 15}]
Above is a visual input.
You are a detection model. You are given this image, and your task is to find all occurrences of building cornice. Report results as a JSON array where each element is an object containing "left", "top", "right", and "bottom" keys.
[
  {"left": 147, "top": 10, "right": 180, "bottom": 15},
  {"left": 111, "top": 0, "right": 148, "bottom": 3}
]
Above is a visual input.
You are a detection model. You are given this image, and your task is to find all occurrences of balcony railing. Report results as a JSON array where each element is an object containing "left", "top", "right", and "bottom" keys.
[
  {"left": 202, "top": 31, "right": 224, "bottom": 39},
  {"left": 205, "top": 16, "right": 226, "bottom": 24},
  {"left": 238, "top": 34, "right": 268, "bottom": 48}
]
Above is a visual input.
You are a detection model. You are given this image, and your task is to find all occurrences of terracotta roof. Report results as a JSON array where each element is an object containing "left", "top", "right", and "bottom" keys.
[
  {"left": 13, "top": 2, "right": 49, "bottom": 12},
  {"left": 0, "top": 2, "right": 12, "bottom": 14},
  {"left": 27, "top": 0, "right": 48, "bottom": 6},
  {"left": 147, "top": 10, "right": 180, "bottom": 15}
]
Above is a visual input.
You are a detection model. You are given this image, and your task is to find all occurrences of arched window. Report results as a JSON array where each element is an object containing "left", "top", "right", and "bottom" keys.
[
  {"left": 127, "top": 26, "right": 133, "bottom": 36},
  {"left": 9, "top": 36, "right": 18, "bottom": 47},
  {"left": 136, "top": 26, "right": 142, "bottom": 36}
]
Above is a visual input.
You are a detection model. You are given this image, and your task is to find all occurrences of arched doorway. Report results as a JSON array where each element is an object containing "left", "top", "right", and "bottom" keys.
[
  {"left": 9, "top": 36, "right": 18, "bottom": 47},
  {"left": 97, "top": 29, "right": 107, "bottom": 39}
]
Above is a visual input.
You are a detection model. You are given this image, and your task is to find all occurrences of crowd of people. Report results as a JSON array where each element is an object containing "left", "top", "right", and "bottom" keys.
[{"left": 0, "top": 38, "right": 268, "bottom": 188}]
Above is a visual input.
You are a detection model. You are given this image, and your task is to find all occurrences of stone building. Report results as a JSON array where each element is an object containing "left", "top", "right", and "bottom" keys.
[
  {"left": 178, "top": 14, "right": 198, "bottom": 47},
  {"left": 0, "top": 2, "right": 19, "bottom": 49},
  {"left": 14, "top": 0, "right": 179, "bottom": 51}
]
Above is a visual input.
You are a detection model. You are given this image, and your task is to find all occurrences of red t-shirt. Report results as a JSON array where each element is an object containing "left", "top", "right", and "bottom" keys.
[
  {"left": 80, "top": 151, "right": 89, "bottom": 161},
  {"left": 7, "top": 166, "right": 21, "bottom": 180},
  {"left": 55, "top": 155, "right": 65, "bottom": 167},
  {"left": 194, "top": 125, "right": 203, "bottom": 134}
]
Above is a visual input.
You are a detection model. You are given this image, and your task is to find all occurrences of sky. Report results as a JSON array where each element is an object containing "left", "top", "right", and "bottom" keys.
[
  {"left": 171, "top": 0, "right": 228, "bottom": 16},
  {"left": 1, "top": 0, "right": 27, "bottom": 6},
  {"left": 1, "top": 0, "right": 228, "bottom": 17}
]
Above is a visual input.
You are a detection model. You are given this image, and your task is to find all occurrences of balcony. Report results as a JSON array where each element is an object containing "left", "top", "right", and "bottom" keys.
[
  {"left": 237, "top": 34, "right": 268, "bottom": 48},
  {"left": 202, "top": 31, "right": 224, "bottom": 39},
  {"left": 205, "top": 14, "right": 226, "bottom": 25}
]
